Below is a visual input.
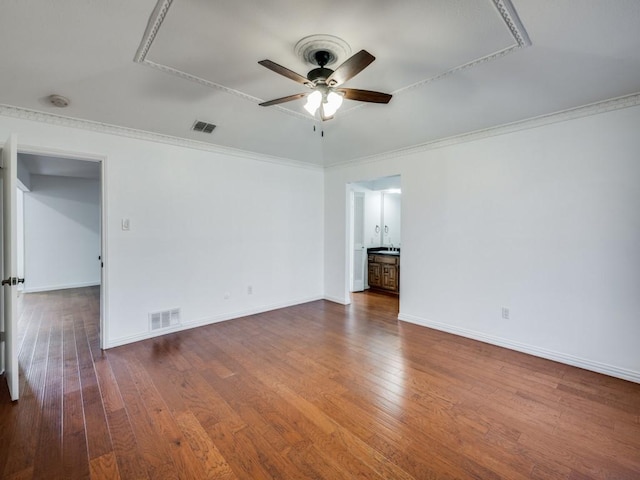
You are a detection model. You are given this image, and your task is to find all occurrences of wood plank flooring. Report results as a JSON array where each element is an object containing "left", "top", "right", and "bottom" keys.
[{"left": 1, "top": 287, "right": 639, "bottom": 479}]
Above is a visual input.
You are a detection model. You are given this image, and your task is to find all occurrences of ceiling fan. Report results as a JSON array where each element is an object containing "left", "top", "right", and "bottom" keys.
[{"left": 258, "top": 49, "right": 392, "bottom": 121}]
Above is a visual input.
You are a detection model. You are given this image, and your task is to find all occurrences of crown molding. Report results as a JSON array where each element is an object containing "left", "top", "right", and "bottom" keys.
[
  {"left": 141, "top": 60, "right": 264, "bottom": 106},
  {"left": 133, "top": 0, "right": 311, "bottom": 122},
  {"left": 135, "top": 0, "right": 530, "bottom": 119},
  {"left": 5, "top": 93, "right": 637, "bottom": 173},
  {"left": 493, "top": 0, "right": 531, "bottom": 48},
  {"left": 0, "top": 104, "right": 322, "bottom": 171},
  {"left": 339, "top": 0, "right": 531, "bottom": 116},
  {"left": 133, "top": 0, "right": 259, "bottom": 103},
  {"left": 133, "top": 0, "right": 173, "bottom": 63},
  {"left": 326, "top": 92, "right": 640, "bottom": 169},
  {"left": 397, "top": 0, "right": 531, "bottom": 94}
]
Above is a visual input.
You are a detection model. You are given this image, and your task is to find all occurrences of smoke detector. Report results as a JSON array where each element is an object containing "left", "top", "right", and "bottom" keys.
[{"left": 48, "top": 94, "right": 70, "bottom": 108}]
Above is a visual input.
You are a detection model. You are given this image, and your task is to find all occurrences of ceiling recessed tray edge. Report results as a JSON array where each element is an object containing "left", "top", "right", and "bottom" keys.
[
  {"left": 133, "top": 0, "right": 531, "bottom": 122},
  {"left": 133, "top": 0, "right": 310, "bottom": 121},
  {"left": 339, "top": 0, "right": 532, "bottom": 118}
]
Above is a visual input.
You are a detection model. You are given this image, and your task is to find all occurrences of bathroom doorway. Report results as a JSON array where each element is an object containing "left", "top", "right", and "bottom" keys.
[{"left": 347, "top": 175, "right": 401, "bottom": 298}]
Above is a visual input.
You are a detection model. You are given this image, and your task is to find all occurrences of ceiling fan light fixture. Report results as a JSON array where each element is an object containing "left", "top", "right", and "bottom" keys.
[
  {"left": 304, "top": 90, "right": 322, "bottom": 116},
  {"left": 259, "top": 47, "right": 391, "bottom": 120},
  {"left": 323, "top": 91, "right": 344, "bottom": 117}
]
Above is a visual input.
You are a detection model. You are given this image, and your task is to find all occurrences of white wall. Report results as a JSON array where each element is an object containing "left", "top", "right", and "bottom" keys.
[
  {"left": 382, "top": 192, "right": 401, "bottom": 247},
  {"left": 16, "top": 158, "right": 31, "bottom": 190},
  {"left": 364, "top": 190, "right": 382, "bottom": 247},
  {"left": 3, "top": 103, "right": 638, "bottom": 382},
  {"left": 325, "top": 105, "right": 640, "bottom": 382},
  {"left": 23, "top": 174, "right": 100, "bottom": 292},
  {"left": 0, "top": 115, "right": 325, "bottom": 348}
]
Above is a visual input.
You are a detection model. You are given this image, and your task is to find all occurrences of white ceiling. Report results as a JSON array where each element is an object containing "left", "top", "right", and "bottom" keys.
[
  {"left": 1, "top": 1, "right": 639, "bottom": 167},
  {"left": 18, "top": 153, "right": 100, "bottom": 180}
]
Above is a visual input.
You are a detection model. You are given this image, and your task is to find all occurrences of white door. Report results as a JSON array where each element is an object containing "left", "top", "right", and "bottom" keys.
[
  {"left": 351, "top": 191, "right": 365, "bottom": 292},
  {"left": 1, "top": 134, "right": 19, "bottom": 401}
]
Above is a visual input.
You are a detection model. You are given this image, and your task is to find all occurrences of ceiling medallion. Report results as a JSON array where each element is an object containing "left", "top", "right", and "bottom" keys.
[{"left": 294, "top": 34, "right": 352, "bottom": 67}]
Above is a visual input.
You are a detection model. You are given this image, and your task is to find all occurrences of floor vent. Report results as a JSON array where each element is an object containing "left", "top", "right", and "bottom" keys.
[
  {"left": 192, "top": 120, "right": 216, "bottom": 133},
  {"left": 149, "top": 308, "right": 181, "bottom": 331}
]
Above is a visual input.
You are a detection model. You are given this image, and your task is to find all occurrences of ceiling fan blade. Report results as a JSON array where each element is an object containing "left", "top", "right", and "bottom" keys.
[
  {"left": 326, "top": 50, "right": 375, "bottom": 86},
  {"left": 337, "top": 88, "right": 392, "bottom": 104},
  {"left": 258, "top": 60, "right": 310, "bottom": 85},
  {"left": 259, "top": 92, "right": 309, "bottom": 107}
]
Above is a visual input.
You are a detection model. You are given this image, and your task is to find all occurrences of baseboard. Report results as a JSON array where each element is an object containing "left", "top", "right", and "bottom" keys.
[
  {"left": 105, "top": 294, "right": 324, "bottom": 349},
  {"left": 24, "top": 281, "right": 100, "bottom": 293},
  {"left": 398, "top": 312, "right": 640, "bottom": 384},
  {"left": 324, "top": 295, "right": 350, "bottom": 305}
]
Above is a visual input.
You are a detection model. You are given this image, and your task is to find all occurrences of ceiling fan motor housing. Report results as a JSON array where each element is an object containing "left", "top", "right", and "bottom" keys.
[
  {"left": 307, "top": 66, "right": 334, "bottom": 84},
  {"left": 258, "top": 36, "right": 392, "bottom": 117},
  {"left": 314, "top": 50, "right": 332, "bottom": 67}
]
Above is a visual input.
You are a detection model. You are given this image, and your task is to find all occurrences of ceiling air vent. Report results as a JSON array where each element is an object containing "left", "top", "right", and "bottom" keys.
[{"left": 192, "top": 120, "right": 216, "bottom": 134}]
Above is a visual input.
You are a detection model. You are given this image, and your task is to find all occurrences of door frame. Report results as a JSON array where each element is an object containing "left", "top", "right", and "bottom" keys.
[
  {"left": 350, "top": 190, "right": 366, "bottom": 293},
  {"left": 18, "top": 144, "right": 108, "bottom": 349},
  {"left": 345, "top": 175, "right": 402, "bottom": 305}
]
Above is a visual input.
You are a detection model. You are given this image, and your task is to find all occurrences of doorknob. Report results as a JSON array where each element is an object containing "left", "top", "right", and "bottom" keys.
[{"left": 1, "top": 277, "right": 24, "bottom": 286}]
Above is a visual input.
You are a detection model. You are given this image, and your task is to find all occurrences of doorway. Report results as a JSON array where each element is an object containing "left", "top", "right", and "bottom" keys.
[
  {"left": 16, "top": 148, "right": 105, "bottom": 348},
  {"left": 347, "top": 175, "right": 401, "bottom": 301}
]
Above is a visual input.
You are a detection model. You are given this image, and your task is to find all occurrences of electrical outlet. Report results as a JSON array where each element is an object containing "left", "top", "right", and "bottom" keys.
[
  {"left": 224, "top": 292, "right": 230, "bottom": 300},
  {"left": 247, "top": 285, "right": 253, "bottom": 295},
  {"left": 501, "top": 307, "right": 510, "bottom": 320}
]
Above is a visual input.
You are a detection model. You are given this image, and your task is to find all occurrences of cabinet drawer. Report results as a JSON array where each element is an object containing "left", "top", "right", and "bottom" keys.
[{"left": 373, "top": 255, "right": 399, "bottom": 265}]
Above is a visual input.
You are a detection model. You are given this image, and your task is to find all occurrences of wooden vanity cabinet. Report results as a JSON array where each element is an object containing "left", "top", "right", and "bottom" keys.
[
  {"left": 368, "top": 261, "right": 381, "bottom": 288},
  {"left": 367, "top": 254, "right": 399, "bottom": 294}
]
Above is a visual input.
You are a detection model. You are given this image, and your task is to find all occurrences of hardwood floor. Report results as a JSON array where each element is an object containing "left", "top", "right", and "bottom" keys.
[{"left": 1, "top": 287, "right": 639, "bottom": 479}]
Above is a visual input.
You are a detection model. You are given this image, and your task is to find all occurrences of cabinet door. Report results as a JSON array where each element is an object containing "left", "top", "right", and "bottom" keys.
[
  {"left": 382, "top": 264, "right": 398, "bottom": 291},
  {"left": 368, "top": 263, "right": 381, "bottom": 288}
]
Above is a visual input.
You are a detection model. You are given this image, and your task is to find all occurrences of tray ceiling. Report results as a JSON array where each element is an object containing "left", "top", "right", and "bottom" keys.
[
  {"left": 139, "top": 0, "right": 526, "bottom": 119},
  {"left": 1, "top": 0, "right": 639, "bottom": 166}
]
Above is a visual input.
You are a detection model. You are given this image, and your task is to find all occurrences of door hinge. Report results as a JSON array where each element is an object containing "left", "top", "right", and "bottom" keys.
[{"left": 0, "top": 331, "right": 5, "bottom": 342}]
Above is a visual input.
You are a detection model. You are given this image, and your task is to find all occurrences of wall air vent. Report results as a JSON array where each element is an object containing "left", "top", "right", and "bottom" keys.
[
  {"left": 192, "top": 120, "right": 216, "bottom": 134},
  {"left": 149, "top": 308, "right": 181, "bottom": 331}
]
